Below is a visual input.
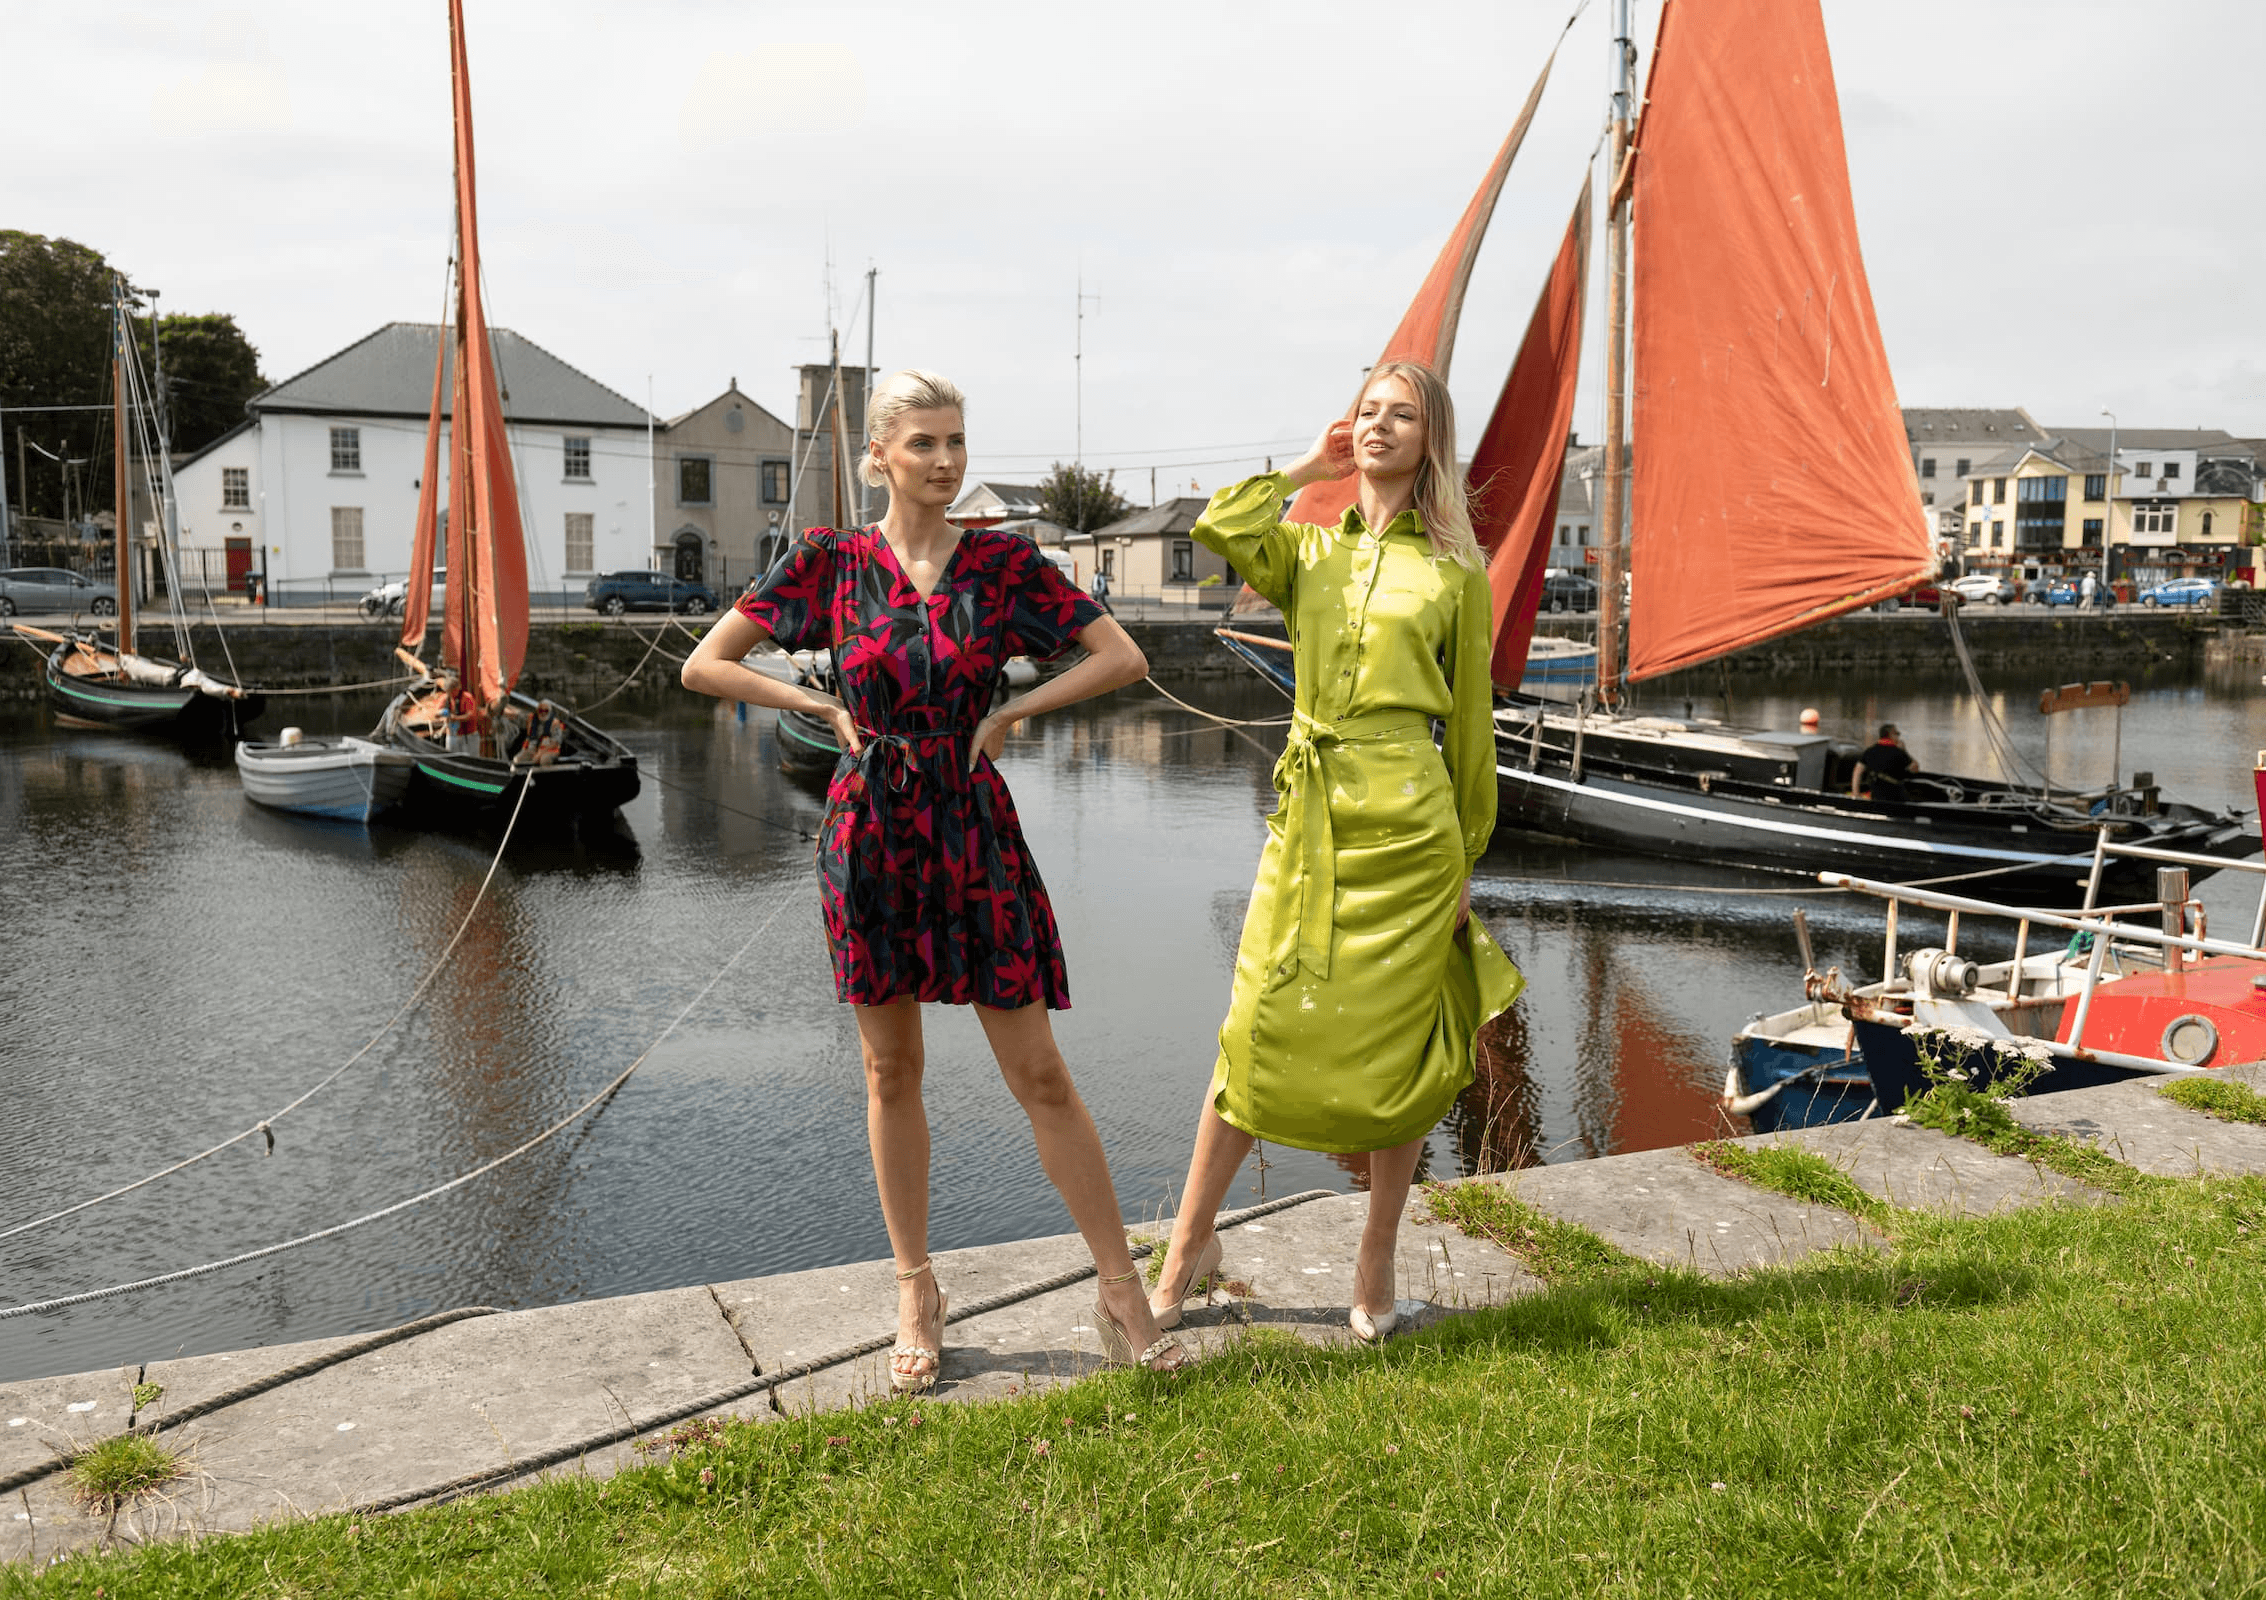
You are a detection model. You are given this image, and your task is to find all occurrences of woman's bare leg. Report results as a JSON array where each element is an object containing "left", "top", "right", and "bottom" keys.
[
  {"left": 1151, "top": 1102, "right": 1255, "bottom": 1319},
  {"left": 1353, "top": 1135, "right": 1425, "bottom": 1318},
  {"left": 852, "top": 999, "right": 942, "bottom": 1385},
  {"left": 974, "top": 1002, "right": 1185, "bottom": 1368}
]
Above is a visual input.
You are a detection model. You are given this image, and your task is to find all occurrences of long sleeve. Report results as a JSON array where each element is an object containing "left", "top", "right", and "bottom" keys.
[
  {"left": 1442, "top": 564, "right": 1498, "bottom": 873},
  {"left": 1189, "top": 472, "right": 1301, "bottom": 613}
]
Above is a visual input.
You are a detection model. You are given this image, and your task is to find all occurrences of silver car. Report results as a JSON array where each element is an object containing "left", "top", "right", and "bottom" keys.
[{"left": 0, "top": 567, "right": 119, "bottom": 618}]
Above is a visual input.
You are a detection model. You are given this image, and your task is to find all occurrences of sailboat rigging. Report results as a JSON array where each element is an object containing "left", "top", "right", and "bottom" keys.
[{"left": 369, "top": 0, "right": 639, "bottom": 828}]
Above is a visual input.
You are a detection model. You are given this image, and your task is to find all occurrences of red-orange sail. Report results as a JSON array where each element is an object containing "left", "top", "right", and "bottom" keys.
[
  {"left": 1284, "top": 49, "right": 1557, "bottom": 534},
  {"left": 437, "top": 0, "right": 529, "bottom": 720},
  {"left": 1470, "top": 184, "right": 1591, "bottom": 687},
  {"left": 1624, "top": 0, "right": 1930, "bottom": 683},
  {"left": 398, "top": 334, "right": 446, "bottom": 650}
]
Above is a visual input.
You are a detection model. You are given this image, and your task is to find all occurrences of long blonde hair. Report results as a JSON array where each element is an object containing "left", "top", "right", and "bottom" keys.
[{"left": 1362, "top": 360, "right": 1483, "bottom": 571}]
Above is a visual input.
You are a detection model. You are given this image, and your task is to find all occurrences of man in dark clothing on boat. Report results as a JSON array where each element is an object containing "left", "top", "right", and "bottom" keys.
[{"left": 1852, "top": 723, "right": 1916, "bottom": 800}]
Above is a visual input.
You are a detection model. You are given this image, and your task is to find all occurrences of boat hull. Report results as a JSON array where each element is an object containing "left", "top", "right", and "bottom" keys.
[
  {"left": 377, "top": 691, "right": 641, "bottom": 829},
  {"left": 775, "top": 706, "right": 842, "bottom": 777},
  {"left": 45, "top": 650, "right": 265, "bottom": 737},
  {"left": 236, "top": 738, "right": 416, "bottom": 823},
  {"left": 1729, "top": 1031, "right": 1875, "bottom": 1133},
  {"left": 1849, "top": 1016, "right": 2156, "bottom": 1111}
]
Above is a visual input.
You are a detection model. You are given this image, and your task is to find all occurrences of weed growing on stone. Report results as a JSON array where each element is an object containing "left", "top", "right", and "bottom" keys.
[
  {"left": 1690, "top": 1140, "right": 1899, "bottom": 1231},
  {"left": 128, "top": 1384, "right": 163, "bottom": 1412},
  {"left": 2161, "top": 1076, "right": 2266, "bottom": 1126},
  {"left": 1903, "top": 1028, "right": 2150, "bottom": 1196},
  {"left": 65, "top": 1435, "right": 180, "bottom": 1516},
  {"left": 1422, "top": 1179, "right": 1639, "bottom": 1283}
]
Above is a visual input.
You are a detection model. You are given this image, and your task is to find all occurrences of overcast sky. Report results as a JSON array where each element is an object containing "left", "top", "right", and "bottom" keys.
[{"left": 15, "top": 1, "right": 2265, "bottom": 497}]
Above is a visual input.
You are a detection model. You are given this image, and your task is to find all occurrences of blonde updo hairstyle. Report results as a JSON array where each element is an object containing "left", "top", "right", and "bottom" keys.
[
  {"left": 859, "top": 368, "right": 968, "bottom": 489},
  {"left": 1360, "top": 360, "right": 1485, "bottom": 571}
]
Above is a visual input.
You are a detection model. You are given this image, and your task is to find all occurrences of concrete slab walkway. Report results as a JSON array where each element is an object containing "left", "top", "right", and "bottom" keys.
[{"left": 7, "top": 1066, "right": 2265, "bottom": 1568}]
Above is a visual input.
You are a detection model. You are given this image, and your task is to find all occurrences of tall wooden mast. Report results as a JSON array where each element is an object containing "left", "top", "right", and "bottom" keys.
[
  {"left": 1594, "top": 0, "right": 1635, "bottom": 708},
  {"left": 111, "top": 281, "right": 133, "bottom": 651}
]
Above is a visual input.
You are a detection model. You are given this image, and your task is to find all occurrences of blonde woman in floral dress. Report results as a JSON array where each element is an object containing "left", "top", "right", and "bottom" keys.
[{"left": 1149, "top": 361, "right": 1523, "bottom": 1342}]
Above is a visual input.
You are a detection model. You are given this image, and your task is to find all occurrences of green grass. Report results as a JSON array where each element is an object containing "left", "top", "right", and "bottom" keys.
[
  {"left": 1903, "top": 1078, "right": 2156, "bottom": 1197},
  {"left": 1423, "top": 1178, "right": 1640, "bottom": 1283},
  {"left": 1690, "top": 1141, "right": 1899, "bottom": 1232},
  {"left": 18, "top": 1178, "right": 2266, "bottom": 1597},
  {"left": 2161, "top": 1076, "right": 2266, "bottom": 1126},
  {"left": 64, "top": 1434, "right": 180, "bottom": 1516}
]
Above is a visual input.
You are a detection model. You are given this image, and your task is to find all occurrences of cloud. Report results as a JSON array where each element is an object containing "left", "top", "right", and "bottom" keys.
[
  {"left": 151, "top": 60, "right": 294, "bottom": 132},
  {"left": 677, "top": 45, "right": 865, "bottom": 146}
]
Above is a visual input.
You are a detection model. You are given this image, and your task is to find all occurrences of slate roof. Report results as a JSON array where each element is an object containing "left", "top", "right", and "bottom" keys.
[
  {"left": 1091, "top": 497, "right": 1212, "bottom": 539},
  {"left": 1903, "top": 407, "right": 2047, "bottom": 444},
  {"left": 2044, "top": 426, "right": 2253, "bottom": 457},
  {"left": 172, "top": 416, "right": 257, "bottom": 472},
  {"left": 952, "top": 481, "right": 1046, "bottom": 518},
  {"left": 252, "top": 322, "right": 650, "bottom": 428}
]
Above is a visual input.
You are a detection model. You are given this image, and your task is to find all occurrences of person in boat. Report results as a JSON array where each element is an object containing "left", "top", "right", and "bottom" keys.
[
  {"left": 1145, "top": 360, "right": 1523, "bottom": 1345},
  {"left": 1851, "top": 723, "right": 1916, "bottom": 800},
  {"left": 679, "top": 368, "right": 1192, "bottom": 1387}
]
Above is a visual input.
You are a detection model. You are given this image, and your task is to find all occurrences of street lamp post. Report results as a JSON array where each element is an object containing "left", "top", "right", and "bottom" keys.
[{"left": 2100, "top": 406, "right": 2117, "bottom": 605}]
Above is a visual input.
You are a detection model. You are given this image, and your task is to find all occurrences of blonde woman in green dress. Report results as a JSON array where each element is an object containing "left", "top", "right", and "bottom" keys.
[{"left": 1150, "top": 360, "right": 1524, "bottom": 1342}]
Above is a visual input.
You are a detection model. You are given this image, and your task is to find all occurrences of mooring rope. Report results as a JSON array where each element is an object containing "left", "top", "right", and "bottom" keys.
[
  {"left": 255, "top": 674, "right": 422, "bottom": 697},
  {"left": 576, "top": 624, "right": 689, "bottom": 714},
  {"left": 348, "top": 1186, "right": 1340, "bottom": 1515},
  {"left": 0, "top": 773, "right": 540, "bottom": 1245},
  {"left": 0, "top": 880, "right": 804, "bottom": 1320},
  {"left": 0, "top": 1306, "right": 504, "bottom": 1497}
]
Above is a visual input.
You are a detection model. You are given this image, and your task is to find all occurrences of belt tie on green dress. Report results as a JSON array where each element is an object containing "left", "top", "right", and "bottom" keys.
[{"left": 1268, "top": 706, "right": 1433, "bottom": 988}]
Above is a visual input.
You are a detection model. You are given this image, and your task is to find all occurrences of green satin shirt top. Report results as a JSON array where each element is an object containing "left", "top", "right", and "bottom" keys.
[{"left": 1191, "top": 471, "right": 1498, "bottom": 873}]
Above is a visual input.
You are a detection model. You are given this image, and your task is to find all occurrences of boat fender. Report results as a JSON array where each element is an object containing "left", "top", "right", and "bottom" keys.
[{"left": 280, "top": 727, "right": 304, "bottom": 747}]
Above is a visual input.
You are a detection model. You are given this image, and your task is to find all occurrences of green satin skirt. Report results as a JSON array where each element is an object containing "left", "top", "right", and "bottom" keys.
[{"left": 1209, "top": 717, "right": 1524, "bottom": 1154}]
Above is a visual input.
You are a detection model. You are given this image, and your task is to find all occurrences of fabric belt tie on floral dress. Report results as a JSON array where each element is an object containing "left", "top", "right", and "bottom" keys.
[
  {"left": 840, "top": 726, "right": 976, "bottom": 923},
  {"left": 1267, "top": 706, "right": 1431, "bottom": 989}
]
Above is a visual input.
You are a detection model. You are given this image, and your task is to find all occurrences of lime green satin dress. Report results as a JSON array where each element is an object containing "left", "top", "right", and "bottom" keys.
[{"left": 1196, "top": 472, "right": 1525, "bottom": 1154}]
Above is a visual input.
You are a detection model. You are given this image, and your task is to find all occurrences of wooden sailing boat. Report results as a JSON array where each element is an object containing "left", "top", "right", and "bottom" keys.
[
  {"left": 23, "top": 280, "right": 263, "bottom": 737},
  {"left": 1301, "top": 0, "right": 2250, "bottom": 905},
  {"left": 373, "top": 0, "right": 639, "bottom": 828}
]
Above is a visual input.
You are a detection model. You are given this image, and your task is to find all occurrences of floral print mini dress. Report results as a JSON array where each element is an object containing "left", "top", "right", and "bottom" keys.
[{"left": 736, "top": 525, "right": 1103, "bottom": 1010}]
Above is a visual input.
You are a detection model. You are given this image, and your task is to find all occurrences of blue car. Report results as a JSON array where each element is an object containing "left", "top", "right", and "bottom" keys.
[
  {"left": 2139, "top": 578, "right": 2217, "bottom": 608},
  {"left": 2027, "top": 582, "right": 2082, "bottom": 607}
]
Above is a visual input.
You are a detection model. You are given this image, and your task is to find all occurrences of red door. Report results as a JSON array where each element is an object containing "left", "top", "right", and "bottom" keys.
[{"left": 224, "top": 538, "right": 252, "bottom": 594}]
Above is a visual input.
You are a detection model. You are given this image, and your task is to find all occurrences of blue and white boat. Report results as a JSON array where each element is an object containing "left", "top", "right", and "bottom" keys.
[{"left": 236, "top": 733, "right": 417, "bottom": 823}]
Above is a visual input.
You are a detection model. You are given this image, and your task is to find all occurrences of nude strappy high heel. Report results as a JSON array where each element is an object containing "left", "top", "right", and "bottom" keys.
[
  {"left": 889, "top": 1258, "right": 948, "bottom": 1394},
  {"left": 1094, "top": 1266, "right": 1190, "bottom": 1371},
  {"left": 1147, "top": 1233, "right": 1223, "bottom": 1331}
]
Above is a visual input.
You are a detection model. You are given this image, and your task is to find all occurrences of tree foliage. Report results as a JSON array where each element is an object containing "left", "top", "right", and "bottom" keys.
[
  {"left": 1034, "top": 460, "right": 1129, "bottom": 535},
  {"left": 0, "top": 231, "right": 268, "bottom": 525}
]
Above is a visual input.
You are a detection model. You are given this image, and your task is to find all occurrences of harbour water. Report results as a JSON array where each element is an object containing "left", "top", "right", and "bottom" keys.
[{"left": 3, "top": 658, "right": 2261, "bottom": 1382}]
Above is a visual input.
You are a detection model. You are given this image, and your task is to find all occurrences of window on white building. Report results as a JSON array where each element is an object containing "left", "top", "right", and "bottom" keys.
[
  {"left": 330, "top": 428, "right": 361, "bottom": 473},
  {"left": 1920, "top": 457, "right": 1936, "bottom": 479},
  {"left": 565, "top": 511, "right": 595, "bottom": 573},
  {"left": 221, "top": 467, "right": 249, "bottom": 509},
  {"left": 1171, "top": 540, "right": 1195, "bottom": 582},
  {"left": 762, "top": 460, "right": 791, "bottom": 504},
  {"left": 564, "top": 437, "right": 592, "bottom": 480},
  {"left": 2132, "top": 501, "right": 2177, "bottom": 537},
  {"left": 331, "top": 506, "right": 366, "bottom": 570},
  {"left": 2163, "top": 462, "right": 2181, "bottom": 480},
  {"left": 1955, "top": 457, "right": 1971, "bottom": 476},
  {"left": 2135, "top": 461, "right": 2153, "bottom": 477}
]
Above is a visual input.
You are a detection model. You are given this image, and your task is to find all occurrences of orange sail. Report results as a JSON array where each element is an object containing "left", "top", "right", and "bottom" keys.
[
  {"left": 398, "top": 333, "right": 446, "bottom": 651},
  {"left": 1624, "top": 0, "right": 1930, "bottom": 683},
  {"left": 1285, "top": 48, "right": 1557, "bottom": 534},
  {"left": 1470, "top": 185, "right": 1591, "bottom": 687},
  {"left": 440, "top": 0, "right": 529, "bottom": 719}
]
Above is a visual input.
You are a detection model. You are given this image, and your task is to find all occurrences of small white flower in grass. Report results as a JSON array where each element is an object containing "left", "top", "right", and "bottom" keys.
[{"left": 1711, "top": 1481, "right": 1727, "bottom": 1491}]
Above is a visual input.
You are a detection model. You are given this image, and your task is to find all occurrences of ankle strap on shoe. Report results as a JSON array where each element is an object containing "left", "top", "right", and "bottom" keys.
[
  {"left": 1097, "top": 1264, "right": 1141, "bottom": 1285},
  {"left": 896, "top": 1258, "right": 934, "bottom": 1281}
]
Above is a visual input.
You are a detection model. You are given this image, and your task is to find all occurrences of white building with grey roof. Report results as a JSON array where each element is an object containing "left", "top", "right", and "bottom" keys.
[{"left": 173, "top": 322, "right": 653, "bottom": 606}]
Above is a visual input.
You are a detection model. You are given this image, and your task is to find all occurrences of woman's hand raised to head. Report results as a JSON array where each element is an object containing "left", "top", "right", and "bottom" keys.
[{"left": 1283, "top": 418, "right": 1357, "bottom": 489}]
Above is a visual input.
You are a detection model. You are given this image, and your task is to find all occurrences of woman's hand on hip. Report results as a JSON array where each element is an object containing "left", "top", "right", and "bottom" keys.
[
  {"left": 1284, "top": 418, "right": 1357, "bottom": 489},
  {"left": 824, "top": 700, "right": 863, "bottom": 755},
  {"left": 969, "top": 710, "right": 1010, "bottom": 772}
]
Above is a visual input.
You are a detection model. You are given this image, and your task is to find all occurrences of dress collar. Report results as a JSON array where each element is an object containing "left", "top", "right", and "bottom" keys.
[{"left": 1338, "top": 501, "right": 1426, "bottom": 543}]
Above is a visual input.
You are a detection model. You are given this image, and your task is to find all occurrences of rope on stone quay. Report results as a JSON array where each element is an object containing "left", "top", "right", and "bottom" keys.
[
  {"left": 0, "top": 1306, "right": 505, "bottom": 1498},
  {"left": 0, "top": 867, "right": 805, "bottom": 1320},
  {"left": 0, "top": 773, "right": 541, "bottom": 1246},
  {"left": 349, "top": 1186, "right": 1342, "bottom": 1515}
]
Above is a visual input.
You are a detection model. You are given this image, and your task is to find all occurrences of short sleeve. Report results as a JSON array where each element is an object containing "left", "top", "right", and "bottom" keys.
[
  {"left": 735, "top": 528, "right": 837, "bottom": 651},
  {"left": 998, "top": 538, "right": 1105, "bottom": 662}
]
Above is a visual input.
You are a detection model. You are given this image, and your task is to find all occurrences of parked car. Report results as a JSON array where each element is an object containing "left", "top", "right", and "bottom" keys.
[
  {"left": 2138, "top": 577, "right": 2217, "bottom": 609},
  {"left": 1541, "top": 572, "right": 1598, "bottom": 613},
  {"left": 1876, "top": 581, "right": 1944, "bottom": 611},
  {"left": 1946, "top": 573, "right": 2014, "bottom": 605},
  {"left": 584, "top": 570, "right": 719, "bottom": 616},
  {"left": 358, "top": 573, "right": 447, "bottom": 620},
  {"left": 2026, "top": 581, "right": 2082, "bottom": 607},
  {"left": 0, "top": 566, "right": 119, "bottom": 618}
]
